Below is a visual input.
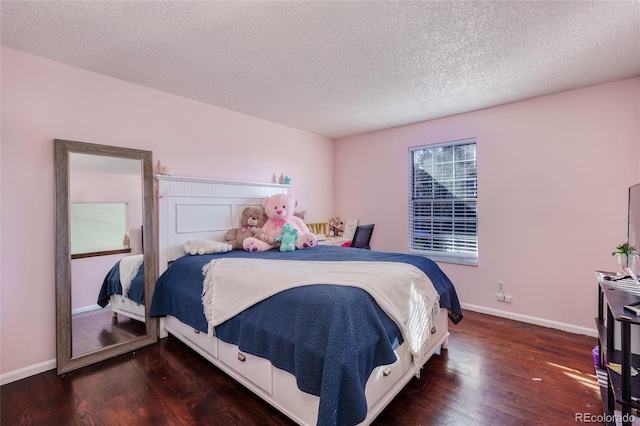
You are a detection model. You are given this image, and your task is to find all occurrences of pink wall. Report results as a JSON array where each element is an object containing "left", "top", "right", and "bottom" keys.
[
  {"left": 0, "top": 47, "right": 334, "bottom": 378},
  {"left": 71, "top": 254, "right": 130, "bottom": 312},
  {"left": 70, "top": 171, "right": 143, "bottom": 311},
  {"left": 335, "top": 77, "right": 640, "bottom": 331}
]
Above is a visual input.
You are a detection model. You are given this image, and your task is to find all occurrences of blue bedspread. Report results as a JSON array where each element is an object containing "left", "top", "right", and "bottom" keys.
[
  {"left": 150, "top": 245, "right": 462, "bottom": 425},
  {"left": 97, "top": 261, "right": 145, "bottom": 307}
]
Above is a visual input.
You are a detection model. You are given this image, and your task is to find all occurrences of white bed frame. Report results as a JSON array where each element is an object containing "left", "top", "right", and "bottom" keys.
[
  {"left": 156, "top": 175, "right": 450, "bottom": 425},
  {"left": 105, "top": 255, "right": 146, "bottom": 323},
  {"left": 109, "top": 294, "right": 145, "bottom": 323}
]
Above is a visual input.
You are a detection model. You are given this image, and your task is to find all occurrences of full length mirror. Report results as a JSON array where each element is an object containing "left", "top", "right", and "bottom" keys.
[{"left": 55, "top": 139, "right": 157, "bottom": 374}]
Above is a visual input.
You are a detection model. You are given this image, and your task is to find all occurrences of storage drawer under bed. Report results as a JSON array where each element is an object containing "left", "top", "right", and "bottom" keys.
[
  {"left": 109, "top": 294, "right": 145, "bottom": 322},
  {"left": 219, "top": 339, "right": 273, "bottom": 395},
  {"left": 164, "top": 315, "right": 219, "bottom": 359}
]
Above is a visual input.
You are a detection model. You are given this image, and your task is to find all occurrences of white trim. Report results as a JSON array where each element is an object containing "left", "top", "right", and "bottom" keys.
[
  {"left": 72, "top": 304, "right": 102, "bottom": 316},
  {"left": 155, "top": 174, "right": 289, "bottom": 188},
  {"left": 461, "top": 303, "right": 597, "bottom": 337},
  {"left": 156, "top": 175, "right": 288, "bottom": 199},
  {"left": 0, "top": 359, "right": 56, "bottom": 386},
  {"left": 408, "top": 137, "right": 477, "bottom": 152}
]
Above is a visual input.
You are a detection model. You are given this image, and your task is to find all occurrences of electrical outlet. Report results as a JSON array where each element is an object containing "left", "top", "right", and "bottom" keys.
[
  {"left": 497, "top": 280, "right": 506, "bottom": 293},
  {"left": 496, "top": 293, "right": 505, "bottom": 301},
  {"left": 504, "top": 295, "right": 512, "bottom": 303}
]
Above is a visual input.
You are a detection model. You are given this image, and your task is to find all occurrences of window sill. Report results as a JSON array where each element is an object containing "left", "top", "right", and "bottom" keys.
[
  {"left": 409, "top": 250, "right": 478, "bottom": 266},
  {"left": 71, "top": 248, "right": 132, "bottom": 259}
]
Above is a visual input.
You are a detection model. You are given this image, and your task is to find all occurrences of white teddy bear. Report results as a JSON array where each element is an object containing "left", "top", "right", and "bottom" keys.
[{"left": 183, "top": 240, "right": 232, "bottom": 255}]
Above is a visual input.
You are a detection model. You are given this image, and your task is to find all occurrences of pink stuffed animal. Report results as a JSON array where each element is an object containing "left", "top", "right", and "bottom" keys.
[{"left": 243, "top": 193, "right": 317, "bottom": 252}]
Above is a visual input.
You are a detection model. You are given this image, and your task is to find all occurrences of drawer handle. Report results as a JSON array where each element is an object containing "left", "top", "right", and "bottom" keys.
[
  {"left": 383, "top": 366, "right": 392, "bottom": 377},
  {"left": 238, "top": 353, "right": 246, "bottom": 362},
  {"left": 193, "top": 329, "right": 200, "bottom": 334},
  {"left": 136, "top": 303, "right": 141, "bottom": 307},
  {"left": 431, "top": 326, "right": 437, "bottom": 334}
]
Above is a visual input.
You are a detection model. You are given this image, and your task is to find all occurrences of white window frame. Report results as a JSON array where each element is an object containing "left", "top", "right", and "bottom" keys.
[{"left": 409, "top": 138, "right": 477, "bottom": 265}]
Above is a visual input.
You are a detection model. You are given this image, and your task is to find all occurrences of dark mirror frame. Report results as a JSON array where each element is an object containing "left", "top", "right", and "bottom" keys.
[{"left": 55, "top": 139, "right": 157, "bottom": 374}]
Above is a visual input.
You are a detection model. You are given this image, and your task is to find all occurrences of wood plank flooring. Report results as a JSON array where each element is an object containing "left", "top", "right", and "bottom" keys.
[
  {"left": 1, "top": 310, "right": 604, "bottom": 425},
  {"left": 72, "top": 309, "right": 146, "bottom": 355}
]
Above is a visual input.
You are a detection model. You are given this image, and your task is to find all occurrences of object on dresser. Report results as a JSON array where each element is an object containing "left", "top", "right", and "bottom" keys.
[
  {"left": 624, "top": 266, "right": 640, "bottom": 287},
  {"left": 328, "top": 217, "right": 344, "bottom": 237},
  {"left": 183, "top": 239, "right": 233, "bottom": 255},
  {"left": 613, "top": 242, "right": 640, "bottom": 273},
  {"left": 608, "top": 362, "right": 639, "bottom": 376},
  {"left": 224, "top": 207, "right": 267, "bottom": 250},
  {"left": 623, "top": 300, "right": 640, "bottom": 316}
]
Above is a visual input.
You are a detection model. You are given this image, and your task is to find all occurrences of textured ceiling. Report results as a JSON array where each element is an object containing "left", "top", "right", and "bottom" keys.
[{"left": 1, "top": 1, "right": 639, "bottom": 139}]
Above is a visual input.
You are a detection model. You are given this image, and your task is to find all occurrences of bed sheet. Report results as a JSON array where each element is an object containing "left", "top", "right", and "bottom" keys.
[{"left": 97, "top": 260, "right": 145, "bottom": 307}]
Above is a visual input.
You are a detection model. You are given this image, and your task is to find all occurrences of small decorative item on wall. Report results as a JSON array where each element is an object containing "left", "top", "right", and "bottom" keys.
[{"left": 613, "top": 242, "right": 639, "bottom": 273}]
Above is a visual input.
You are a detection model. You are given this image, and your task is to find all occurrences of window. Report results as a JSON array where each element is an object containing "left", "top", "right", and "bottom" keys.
[
  {"left": 70, "top": 202, "right": 130, "bottom": 258},
  {"left": 409, "top": 138, "right": 477, "bottom": 265}
]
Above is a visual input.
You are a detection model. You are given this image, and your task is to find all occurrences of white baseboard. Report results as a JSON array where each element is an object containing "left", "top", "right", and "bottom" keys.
[
  {"left": 461, "top": 303, "right": 597, "bottom": 338},
  {"left": 0, "top": 358, "right": 56, "bottom": 386},
  {"left": 72, "top": 304, "right": 102, "bottom": 316}
]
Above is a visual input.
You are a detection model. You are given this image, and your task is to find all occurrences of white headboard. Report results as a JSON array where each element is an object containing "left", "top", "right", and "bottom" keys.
[{"left": 156, "top": 175, "right": 288, "bottom": 273}]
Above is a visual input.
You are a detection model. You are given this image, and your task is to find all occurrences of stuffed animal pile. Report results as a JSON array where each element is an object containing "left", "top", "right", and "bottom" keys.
[
  {"left": 243, "top": 193, "right": 317, "bottom": 252},
  {"left": 224, "top": 206, "right": 267, "bottom": 250}
]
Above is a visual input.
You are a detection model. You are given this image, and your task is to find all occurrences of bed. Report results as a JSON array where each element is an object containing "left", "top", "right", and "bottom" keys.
[
  {"left": 151, "top": 175, "right": 463, "bottom": 426},
  {"left": 97, "top": 254, "right": 145, "bottom": 322}
]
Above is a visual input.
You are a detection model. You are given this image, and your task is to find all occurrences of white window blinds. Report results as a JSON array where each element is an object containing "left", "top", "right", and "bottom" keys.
[{"left": 409, "top": 139, "right": 477, "bottom": 265}]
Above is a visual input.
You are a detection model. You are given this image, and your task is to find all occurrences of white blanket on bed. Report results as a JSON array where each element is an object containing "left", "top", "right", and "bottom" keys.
[
  {"left": 201, "top": 258, "right": 440, "bottom": 370},
  {"left": 119, "top": 254, "right": 143, "bottom": 298}
]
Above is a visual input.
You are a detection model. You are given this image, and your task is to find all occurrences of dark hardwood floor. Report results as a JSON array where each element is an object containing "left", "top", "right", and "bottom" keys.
[
  {"left": 1, "top": 310, "right": 604, "bottom": 425},
  {"left": 72, "top": 309, "right": 146, "bottom": 355}
]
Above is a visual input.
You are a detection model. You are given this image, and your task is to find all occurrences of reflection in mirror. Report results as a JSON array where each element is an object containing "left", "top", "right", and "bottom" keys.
[
  {"left": 55, "top": 140, "right": 157, "bottom": 374},
  {"left": 71, "top": 201, "right": 130, "bottom": 256},
  {"left": 69, "top": 154, "right": 144, "bottom": 357}
]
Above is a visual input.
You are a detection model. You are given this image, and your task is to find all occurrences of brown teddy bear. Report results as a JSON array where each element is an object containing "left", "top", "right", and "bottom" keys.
[{"left": 225, "top": 206, "right": 267, "bottom": 250}]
